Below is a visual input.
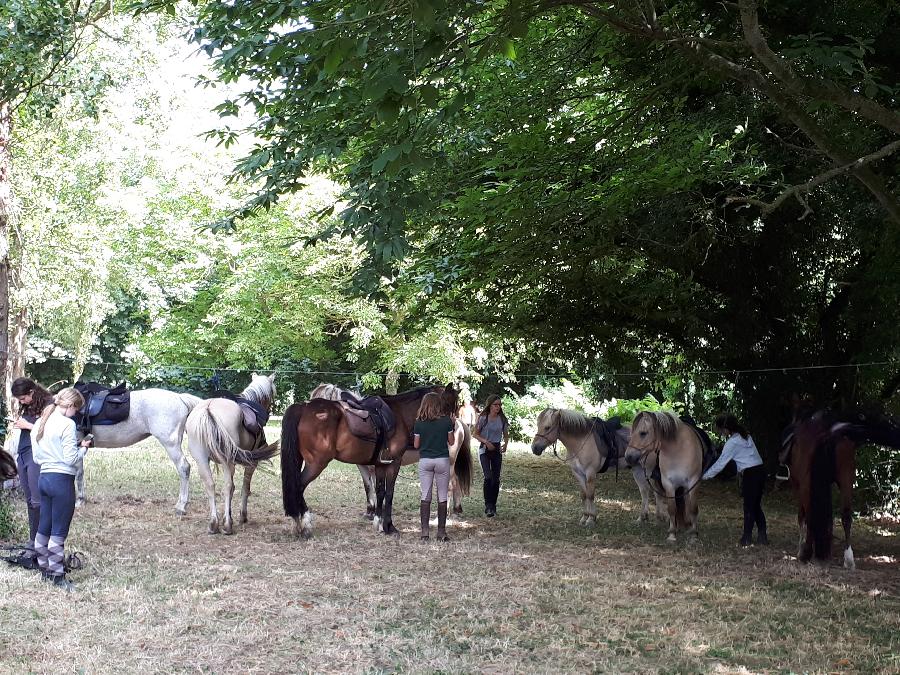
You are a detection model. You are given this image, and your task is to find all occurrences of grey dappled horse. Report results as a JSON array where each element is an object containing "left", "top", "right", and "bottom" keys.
[
  {"left": 74, "top": 388, "right": 202, "bottom": 514},
  {"left": 530, "top": 408, "right": 662, "bottom": 526},
  {"left": 185, "top": 373, "right": 279, "bottom": 534},
  {"left": 310, "top": 383, "right": 473, "bottom": 519}
]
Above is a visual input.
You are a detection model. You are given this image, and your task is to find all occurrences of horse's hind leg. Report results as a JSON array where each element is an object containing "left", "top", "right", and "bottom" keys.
[
  {"left": 194, "top": 459, "right": 220, "bottom": 534},
  {"left": 683, "top": 490, "right": 699, "bottom": 541},
  {"left": 221, "top": 463, "right": 236, "bottom": 535},
  {"left": 74, "top": 458, "right": 86, "bottom": 508},
  {"left": 357, "top": 465, "right": 376, "bottom": 520},
  {"left": 379, "top": 461, "right": 403, "bottom": 536},
  {"left": 161, "top": 440, "right": 191, "bottom": 516},
  {"left": 295, "top": 461, "right": 327, "bottom": 540},
  {"left": 239, "top": 464, "right": 256, "bottom": 524},
  {"left": 837, "top": 458, "right": 855, "bottom": 569}
]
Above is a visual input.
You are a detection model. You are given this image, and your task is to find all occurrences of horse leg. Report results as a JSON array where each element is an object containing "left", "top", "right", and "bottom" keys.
[
  {"left": 221, "top": 463, "right": 237, "bottom": 535},
  {"left": 239, "top": 464, "right": 256, "bottom": 524},
  {"left": 837, "top": 465, "right": 855, "bottom": 570},
  {"left": 194, "top": 459, "right": 220, "bottom": 534},
  {"left": 683, "top": 489, "right": 699, "bottom": 541},
  {"left": 663, "top": 480, "right": 678, "bottom": 543},
  {"left": 379, "top": 461, "right": 403, "bottom": 536},
  {"left": 632, "top": 467, "right": 651, "bottom": 523},
  {"left": 294, "top": 461, "right": 327, "bottom": 540},
  {"left": 161, "top": 440, "right": 191, "bottom": 516},
  {"left": 570, "top": 466, "right": 590, "bottom": 525},
  {"left": 357, "top": 465, "right": 376, "bottom": 520},
  {"left": 373, "top": 468, "right": 387, "bottom": 533},
  {"left": 74, "top": 457, "right": 86, "bottom": 508}
]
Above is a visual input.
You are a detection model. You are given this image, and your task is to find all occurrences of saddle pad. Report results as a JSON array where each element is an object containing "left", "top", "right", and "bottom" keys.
[{"left": 74, "top": 381, "right": 131, "bottom": 428}]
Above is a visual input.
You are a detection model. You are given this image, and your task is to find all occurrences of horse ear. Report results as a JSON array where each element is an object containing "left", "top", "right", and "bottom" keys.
[
  {"left": 251, "top": 371, "right": 258, "bottom": 379},
  {"left": 269, "top": 372, "right": 277, "bottom": 382}
]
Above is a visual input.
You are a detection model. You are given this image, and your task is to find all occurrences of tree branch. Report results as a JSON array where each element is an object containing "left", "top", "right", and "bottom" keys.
[
  {"left": 726, "top": 139, "right": 900, "bottom": 217},
  {"left": 738, "top": 0, "right": 900, "bottom": 135}
]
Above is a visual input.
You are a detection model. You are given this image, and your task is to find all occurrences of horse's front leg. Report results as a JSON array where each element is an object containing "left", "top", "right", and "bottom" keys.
[
  {"left": 583, "top": 473, "right": 598, "bottom": 526},
  {"left": 74, "top": 457, "right": 86, "bottom": 508},
  {"left": 632, "top": 466, "right": 650, "bottom": 523},
  {"left": 162, "top": 439, "right": 191, "bottom": 516},
  {"left": 662, "top": 480, "right": 678, "bottom": 543},
  {"left": 797, "top": 509, "right": 813, "bottom": 562},
  {"left": 837, "top": 470, "right": 855, "bottom": 570},
  {"left": 221, "top": 463, "right": 236, "bottom": 535},
  {"left": 379, "top": 460, "right": 402, "bottom": 536},
  {"left": 240, "top": 464, "right": 256, "bottom": 524}
]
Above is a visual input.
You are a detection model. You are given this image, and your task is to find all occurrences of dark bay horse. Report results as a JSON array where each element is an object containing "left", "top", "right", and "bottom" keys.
[
  {"left": 310, "top": 384, "right": 473, "bottom": 519},
  {"left": 281, "top": 384, "right": 465, "bottom": 539},
  {"left": 783, "top": 410, "right": 900, "bottom": 569},
  {"left": 0, "top": 447, "right": 16, "bottom": 481}
]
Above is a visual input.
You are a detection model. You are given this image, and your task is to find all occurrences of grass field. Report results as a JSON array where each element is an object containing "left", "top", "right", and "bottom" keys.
[{"left": 1, "top": 427, "right": 899, "bottom": 674}]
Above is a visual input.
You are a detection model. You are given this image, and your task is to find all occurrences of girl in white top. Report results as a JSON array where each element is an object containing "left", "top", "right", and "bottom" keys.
[{"left": 32, "top": 387, "right": 92, "bottom": 590}]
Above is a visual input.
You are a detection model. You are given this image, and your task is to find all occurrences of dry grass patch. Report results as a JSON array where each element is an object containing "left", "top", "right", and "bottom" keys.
[{"left": 1, "top": 428, "right": 899, "bottom": 673}]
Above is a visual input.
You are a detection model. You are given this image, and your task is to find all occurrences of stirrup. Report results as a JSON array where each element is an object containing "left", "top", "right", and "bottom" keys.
[{"left": 775, "top": 465, "right": 790, "bottom": 481}]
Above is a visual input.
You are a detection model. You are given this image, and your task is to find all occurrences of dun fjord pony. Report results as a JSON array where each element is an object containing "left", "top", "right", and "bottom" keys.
[
  {"left": 73, "top": 388, "right": 203, "bottom": 513},
  {"left": 624, "top": 411, "right": 704, "bottom": 542},
  {"left": 783, "top": 410, "right": 900, "bottom": 569},
  {"left": 531, "top": 408, "right": 662, "bottom": 526},
  {"left": 281, "top": 384, "right": 471, "bottom": 539},
  {"left": 310, "top": 384, "right": 473, "bottom": 519},
  {"left": 185, "top": 373, "right": 279, "bottom": 534}
]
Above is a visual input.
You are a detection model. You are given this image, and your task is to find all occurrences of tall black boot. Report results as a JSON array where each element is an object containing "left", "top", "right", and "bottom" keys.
[
  {"left": 436, "top": 501, "right": 449, "bottom": 542},
  {"left": 419, "top": 500, "right": 431, "bottom": 541},
  {"left": 27, "top": 506, "right": 40, "bottom": 546}
]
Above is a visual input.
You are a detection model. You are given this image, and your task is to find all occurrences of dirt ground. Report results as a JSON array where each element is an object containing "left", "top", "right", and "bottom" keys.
[{"left": 1, "top": 434, "right": 898, "bottom": 674}]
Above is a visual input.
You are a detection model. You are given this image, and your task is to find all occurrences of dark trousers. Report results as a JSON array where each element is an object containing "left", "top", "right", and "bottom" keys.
[
  {"left": 17, "top": 448, "right": 42, "bottom": 543},
  {"left": 741, "top": 464, "right": 767, "bottom": 537},
  {"left": 480, "top": 451, "right": 503, "bottom": 509},
  {"left": 37, "top": 472, "right": 77, "bottom": 539}
]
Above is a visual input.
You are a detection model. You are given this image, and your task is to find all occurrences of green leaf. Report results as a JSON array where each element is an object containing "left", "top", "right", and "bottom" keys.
[
  {"left": 499, "top": 37, "right": 517, "bottom": 60},
  {"left": 375, "top": 98, "right": 401, "bottom": 123}
]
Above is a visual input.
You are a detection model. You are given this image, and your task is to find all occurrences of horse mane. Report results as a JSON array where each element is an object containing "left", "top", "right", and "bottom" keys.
[
  {"left": 382, "top": 385, "right": 439, "bottom": 404},
  {"left": 241, "top": 375, "right": 275, "bottom": 408},
  {"left": 551, "top": 408, "right": 594, "bottom": 436},
  {"left": 636, "top": 410, "right": 680, "bottom": 442},
  {"left": 310, "top": 383, "right": 360, "bottom": 401}
]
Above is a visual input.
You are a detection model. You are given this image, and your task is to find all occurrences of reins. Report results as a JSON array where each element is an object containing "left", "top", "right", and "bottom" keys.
[{"left": 628, "top": 440, "right": 704, "bottom": 501}]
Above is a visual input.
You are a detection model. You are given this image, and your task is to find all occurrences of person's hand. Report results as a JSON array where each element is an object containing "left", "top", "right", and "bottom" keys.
[
  {"left": 501, "top": 442, "right": 508, "bottom": 453},
  {"left": 14, "top": 418, "right": 31, "bottom": 430},
  {"left": 487, "top": 441, "right": 497, "bottom": 451},
  {"left": 80, "top": 439, "right": 91, "bottom": 448}
]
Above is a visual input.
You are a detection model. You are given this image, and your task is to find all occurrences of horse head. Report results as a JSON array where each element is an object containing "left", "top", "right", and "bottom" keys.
[
  {"left": 531, "top": 408, "right": 561, "bottom": 455},
  {"left": 245, "top": 372, "right": 277, "bottom": 411},
  {"left": 625, "top": 411, "right": 678, "bottom": 465}
]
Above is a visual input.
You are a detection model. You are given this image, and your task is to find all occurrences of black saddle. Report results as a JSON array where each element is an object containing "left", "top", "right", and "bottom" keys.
[
  {"left": 74, "top": 381, "right": 130, "bottom": 433},
  {"left": 591, "top": 416, "right": 623, "bottom": 475},
  {"left": 336, "top": 392, "right": 396, "bottom": 464},
  {"left": 680, "top": 415, "right": 718, "bottom": 475}
]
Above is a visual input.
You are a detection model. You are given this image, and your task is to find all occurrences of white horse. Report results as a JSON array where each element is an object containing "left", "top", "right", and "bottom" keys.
[
  {"left": 185, "top": 373, "right": 279, "bottom": 535},
  {"left": 74, "top": 388, "right": 203, "bottom": 514},
  {"left": 309, "top": 383, "right": 473, "bottom": 519},
  {"left": 531, "top": 408, "right": 663, "bottom": 526}
]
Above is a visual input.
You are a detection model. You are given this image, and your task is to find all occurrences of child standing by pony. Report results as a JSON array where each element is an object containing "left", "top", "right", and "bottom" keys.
[
  {"left": 702, "top": 413, "right": 768, "bottom": 546},
  {"left": 413, "top": 392, "right": 456, "bottom": 542},
  {"left": 10, "top": 377, "right": 56, "bottom": 563},
  {"left": 32, "top": 387, "right": 93, "bottom": 590}
]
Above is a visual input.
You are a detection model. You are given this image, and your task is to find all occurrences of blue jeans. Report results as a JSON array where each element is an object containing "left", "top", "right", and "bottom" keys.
[{"left": 37, "top": 472, "right": 77, "bottom": 539}]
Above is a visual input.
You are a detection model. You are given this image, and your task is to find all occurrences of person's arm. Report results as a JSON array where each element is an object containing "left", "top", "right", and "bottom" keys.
[
  {"left": 14, "top": 417, "right": 34, "bottom": 431},
  {"left": 413, "top": 422, "right": 421, "bottom": 449},
  {"left": 501, "top": 427, "right": 509, "bottom": 453},
  {"left": 472, "top": 417, "right": 494, "bottom": 449},
  {"left": 61, "top": 421, "right": 89, "bottom": 466},
  {"left": 702, "top": 437, "right": 736, "bottom": 480}
]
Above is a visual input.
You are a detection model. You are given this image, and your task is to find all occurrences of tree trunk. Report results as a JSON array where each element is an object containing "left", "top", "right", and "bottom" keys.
[{"left": 0, "top": 103, "right": 12, "bottom": 417}]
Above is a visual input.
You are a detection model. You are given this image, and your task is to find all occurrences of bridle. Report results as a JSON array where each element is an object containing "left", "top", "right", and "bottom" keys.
[{"left": 627, "top": 426, "right": 703, "bottom": 500}]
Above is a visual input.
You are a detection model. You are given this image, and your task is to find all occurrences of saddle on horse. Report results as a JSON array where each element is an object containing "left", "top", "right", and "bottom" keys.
[
  {"left": 591, "top": 416, "right": 622, "bottom": 475},
  {"left": 335, "top": 392, "right": 396, "bottom": 464},
  {"left": 74, "top": 381, "right": 131, "bottom": 434}
]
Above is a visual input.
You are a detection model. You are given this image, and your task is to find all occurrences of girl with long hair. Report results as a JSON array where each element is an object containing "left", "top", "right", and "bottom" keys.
[
  {"left": 413, "top": 392, "right": 456, "bottom": 541},
  {"left": 473, "top": 395, "right": 509, "bottom": 517},
  {"left": 10, "top": 377, "right": 56, "bottom": 557},
  {"left": 31, "top": 387, "right": 92, "bottom": 590}
]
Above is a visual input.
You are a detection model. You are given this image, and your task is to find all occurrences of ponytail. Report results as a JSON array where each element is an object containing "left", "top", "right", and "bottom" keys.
[{"left": 33, "top": 387, "right": 84, "bottom": 443}]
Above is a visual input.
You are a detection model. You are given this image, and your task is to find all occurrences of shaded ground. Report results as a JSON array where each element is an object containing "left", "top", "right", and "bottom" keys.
[{"left": 1, "top": 429, "right": 898, "bottom": 673}]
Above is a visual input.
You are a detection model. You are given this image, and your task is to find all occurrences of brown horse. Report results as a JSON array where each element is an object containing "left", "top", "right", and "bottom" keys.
[
  {"left": 783, "top": 410, "right": 900, "bottom": 569},
  {"left": 624, "top": 411, "right": 705, "bottom": 542},
  {"left": 281, "top": 384, "right": 468, "bottom": 539},
  {"left": 309, "top": 384, "right": 473, "bottom": 519}
]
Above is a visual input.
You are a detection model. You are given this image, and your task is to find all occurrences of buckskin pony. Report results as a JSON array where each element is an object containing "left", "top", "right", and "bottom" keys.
[
  {"left": 530, "top": 408, "right": 662, "bottom": 526},
  {"left": 624, "top": 411, "right": 705, "bottom": 542},
  {"left": 185, "top": 373, "right": 279, "bottom": 534},
  {"left": 309, "top": 384, "right": 473, "bottom": 520},
  {"left": 783, "top": 409, "right": 900, "bottom": 569},
  {"left": 280, "top": 384, "right": 464, "bottom": 539}
]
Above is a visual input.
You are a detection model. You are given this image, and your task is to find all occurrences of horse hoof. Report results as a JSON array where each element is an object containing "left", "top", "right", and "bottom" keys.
[
  {"left": 175, "top": 508, "right": 187, "bottom": 517},
  {"left": 208, "top": 527, "right": 219, "bottom": 535},
  {"left": 667, "top": 534, "right": 677, "bottom": 543},
  {"left": 843, "top": 547, "right": 855, "bottom": 570},
  {"left": 382, "top": 524, "right": 400, "bottom": 536},
  {"left": 240, "top": 515, "right": 248, "bottom": 524},
  {"left": 222, "top": 526, "right": 234, "bottom": 535},
  {"left": 363, "top": 512, "right": 375, "bottom": 521},
  {"left": 300, "top": 529, "right": 313, "bottom": 541},
  {"left": 75, "top": 499, "right": 85, "bottom": 509}
]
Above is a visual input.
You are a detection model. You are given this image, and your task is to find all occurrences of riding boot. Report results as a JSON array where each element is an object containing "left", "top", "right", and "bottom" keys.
[
  {"left": 436, "top": 501, "right": 449, "bottom": 542},
  {"left": 419, "top": 500, "right": 431, "bottom": 540},
  {"left": 27, "top": 506, "right": 40, "bottom": 546},
  {"left": 757, "top": 529, "right": 769, "bottom": 545}
]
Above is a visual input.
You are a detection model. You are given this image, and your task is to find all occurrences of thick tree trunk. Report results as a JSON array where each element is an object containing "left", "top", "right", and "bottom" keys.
[{"left": 0, "top": 103, "right": 12, "bottom": 416}]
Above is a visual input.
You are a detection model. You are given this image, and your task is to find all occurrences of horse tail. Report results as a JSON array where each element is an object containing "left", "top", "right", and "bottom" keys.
[
  {"left": 809, "top": 438, "right": 835, "bottom": 560},
  {"left": 281, "top": 402, "right": 306, "bottom": 519},
  {"left": 192, "top": 405, "right": 264, "bottom": 467},
  {"left": 453, "top": 421, "right": 473, "bottom": 496}
]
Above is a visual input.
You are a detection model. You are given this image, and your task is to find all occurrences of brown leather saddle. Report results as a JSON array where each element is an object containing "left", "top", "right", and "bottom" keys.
[{"left": 335, "top": 393, "right": 396, "bottom": 464}]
